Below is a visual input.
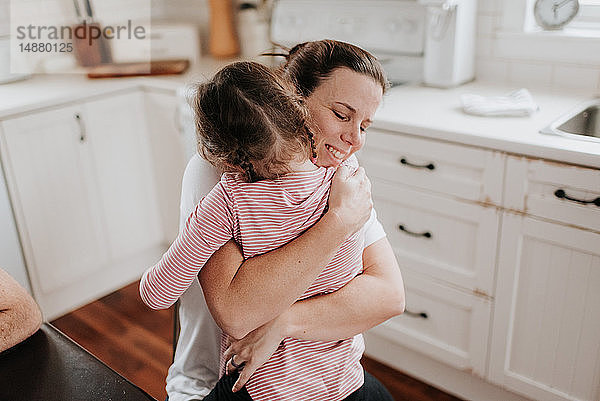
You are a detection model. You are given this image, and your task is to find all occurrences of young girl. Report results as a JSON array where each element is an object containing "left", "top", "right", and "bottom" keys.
[{"left": 140, "top": 61, "right": 366, "bottom": 401}]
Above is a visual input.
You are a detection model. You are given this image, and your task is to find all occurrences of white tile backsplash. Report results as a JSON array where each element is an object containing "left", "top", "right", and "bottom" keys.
[
  {"left": 0, "top": 0, "right": 8, "bottom": 37},
  {"left": 475, "top": 58, "right": 509, "bottom": 84},
  {"left": 508, "top": 62, "right": 553, "bottom": 87},
  {"left": 552, "top": 65, "right": 600, "bottom": 91},
  {"left": 475, "top": 0, "right": 600, "bottom": 91},
  {"left": 477, "top": 15, "right": 496, "bottom": 36},
  {"left": 475, "top": 35, "right": 493, "bottom": 58},
  {"left": 151, "top": 0, "right": 209, "bottom": 53},
  {"left": 477, "top": 0, "right": 500, "bottom": 15}
]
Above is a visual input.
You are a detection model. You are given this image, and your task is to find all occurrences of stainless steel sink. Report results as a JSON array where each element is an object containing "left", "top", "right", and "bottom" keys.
[{"left": 540, "top": 98, "right": 600, "bottom": 142}]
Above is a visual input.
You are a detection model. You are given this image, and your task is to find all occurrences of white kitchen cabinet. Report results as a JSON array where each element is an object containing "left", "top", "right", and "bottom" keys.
[
  {"left": 0, "top": 91, "right": 164, "bottom": 319},
  {"left": 359, "top": 129, "right": 505, "bottom": 205},
  {"left": 0, "top": 153, "right": 30, "bottom": 292},
  {"left": 375, "top": 269, "right": 492, "bottom": 376},
  {"left": 82, "top": 91, "right": 163, "bottom": 260},
  {"left": 504, "top": 156, "right": 600, "bottom": 233},
  {"left": 360, "top": 129, "right": 504, "bottom": 379},
  {"left": 371, "top": 179, "right": 500, "bottom": 296},
  {"left": 143, "top": 89, "right": 188, "bottom": 242},
  {"left": 1, "top": 105, "right": 110, "bottom": 317},
  {"left": 490, "top": 214, "right": 600, "bottom": 401},
  {"left": 361, "top": 131, "right": 600, "bottom": 401},
  {"left": 489, "top": 157, "right": 600, "bottom": 401}
]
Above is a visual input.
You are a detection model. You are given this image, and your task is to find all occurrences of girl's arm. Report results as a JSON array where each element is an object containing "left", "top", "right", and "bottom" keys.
[
  {"left": 199, "top": 166, "right": 377, "bottom": 338},
  {"left": 140, "top": 181, "right": 234, "bottom": 310}
]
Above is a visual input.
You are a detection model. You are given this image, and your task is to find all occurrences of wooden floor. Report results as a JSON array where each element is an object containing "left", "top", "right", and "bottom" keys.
[{"left": 52, "top": 281, "right": 463, "bottom": 401}]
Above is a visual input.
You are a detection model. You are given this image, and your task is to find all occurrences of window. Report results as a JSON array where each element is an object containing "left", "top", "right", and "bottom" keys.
[
  {"left": 496, "top": 0, "right": 600, "bottom": 65},
  {"left": 570, "top": 0, "right": 600, "bottom": 30},
  {"left": 525, "top": 0, "right": 600, "bottom": 32}
]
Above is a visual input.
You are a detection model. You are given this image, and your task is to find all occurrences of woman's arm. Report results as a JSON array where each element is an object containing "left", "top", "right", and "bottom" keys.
[
  {"left": 222, "top": 238, "right": 404, "bottom": 392},
  {"left": 282, "top": 236, "right": 404, "bottom": 340},
  {"left": 0, "top": 268, "right": 42, "bottom": 352},
  {"left": 199, "top": 166, "right": 374, "bottom": 339}
]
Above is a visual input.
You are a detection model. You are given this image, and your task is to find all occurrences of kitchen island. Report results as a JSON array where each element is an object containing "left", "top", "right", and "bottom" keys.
[{"left": 0, "top": 324, "right": 156, "bottom": 401}]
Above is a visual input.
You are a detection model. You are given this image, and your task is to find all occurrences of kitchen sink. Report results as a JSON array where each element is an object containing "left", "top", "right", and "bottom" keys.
[{"left": 540, "top": 98, "right": 600, "bottom": 142}]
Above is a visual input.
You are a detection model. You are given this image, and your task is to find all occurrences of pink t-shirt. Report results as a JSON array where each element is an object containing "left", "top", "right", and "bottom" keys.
[{"left": 140, "top": 165, "right": 365, "bottom": 401}]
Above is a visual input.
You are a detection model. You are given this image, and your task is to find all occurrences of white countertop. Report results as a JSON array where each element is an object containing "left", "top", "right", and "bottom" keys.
[
  {"left": 1, "top": 62, "right": 599, "bottom": 169},
  {"left": 0, "top": 58, "right": 232, "bottom": 119},
  {"left": 374, "top": 83, "right": 600, "bottom": 169}
]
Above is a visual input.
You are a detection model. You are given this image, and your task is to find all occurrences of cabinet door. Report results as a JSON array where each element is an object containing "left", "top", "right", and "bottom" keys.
[
  {"left": 0, "top": 106, "right": 109, "bottom": 317},
  {"left": 490, "top": 214, "right": 600, "bottom": 401},
  {"left": 83, "top": 91, "right": 163, "bottom": 260},
  {"left": 143, "top": 90, "right": 188, "bottom": 242}
]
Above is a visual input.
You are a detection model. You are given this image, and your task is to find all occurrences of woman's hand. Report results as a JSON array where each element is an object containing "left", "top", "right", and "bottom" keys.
[
  {"left": 222, "top": 315, "right": 288, "bottom": 392},
  {"left": 328, "top": 165, "right": 373, "bottom": 237}
]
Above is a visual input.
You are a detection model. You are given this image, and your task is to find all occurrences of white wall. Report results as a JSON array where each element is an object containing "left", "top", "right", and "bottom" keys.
[
  {"left": 155, "top": 0, "right": 600, "bottom": 91},
  {"left": 4, "top": 0, "right": 597, "bottom": 90},
  {"left": 475, "top": 0, "right": 600, "bottom": 91},
  {"left": 152, "top": 0, "right": 210, "bottom": 53}
]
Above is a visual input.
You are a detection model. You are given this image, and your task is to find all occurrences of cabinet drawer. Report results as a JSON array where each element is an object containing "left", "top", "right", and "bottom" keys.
[
  {"left": 372, "top": 179, "right": 500, "bottom": 296},
  {"left": 371, "top": 270, "right": 491, "bottom": 376},
  {"left": 505, "top": 156, "right": 600, "bottom": 232},
  {"left": 359, "top": 129, "right": 504, "bottom": 204}
]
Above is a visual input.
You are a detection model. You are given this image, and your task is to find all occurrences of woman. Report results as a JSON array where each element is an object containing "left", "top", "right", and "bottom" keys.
[{"left": 166, "top": 40, "right": 405, "bottom": 401}]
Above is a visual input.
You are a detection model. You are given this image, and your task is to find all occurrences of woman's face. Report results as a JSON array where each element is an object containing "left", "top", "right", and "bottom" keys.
[{"left": 305, "top": 68, "right": 383, "bottom": 168}]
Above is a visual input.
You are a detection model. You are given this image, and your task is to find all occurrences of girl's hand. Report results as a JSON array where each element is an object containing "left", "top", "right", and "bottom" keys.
[
  {"left": 222, "top": 315, "right": 288, "bottom": 392},
  {"left": 328, "top": 165, "right": 373, "bottom": 237}
]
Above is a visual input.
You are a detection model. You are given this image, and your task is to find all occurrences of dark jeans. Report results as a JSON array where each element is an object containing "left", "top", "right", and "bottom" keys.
[{"left": 202, "top": 369, "right": 394, "bottom": 401}]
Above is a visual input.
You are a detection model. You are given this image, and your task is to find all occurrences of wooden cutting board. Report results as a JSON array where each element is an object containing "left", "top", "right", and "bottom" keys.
[{"left": 87, "top": 59, "right": 190, "bottom": 78}]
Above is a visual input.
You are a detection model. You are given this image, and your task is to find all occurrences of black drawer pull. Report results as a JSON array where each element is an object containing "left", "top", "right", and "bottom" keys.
[
  {"left": 405, "top": 309, "right": 428, "bottom": 319},
  {"left": 554, "top": 189, "right": 600, "bottom": 207},
  {"left": 74, "top": 113, "right": 86, "bottom": 142},
  {"left": 398, "top": 224, "right": 432, "bottom": 239},
  {"left": 400, "top": 158, "right": 435, "bottom": 170}
]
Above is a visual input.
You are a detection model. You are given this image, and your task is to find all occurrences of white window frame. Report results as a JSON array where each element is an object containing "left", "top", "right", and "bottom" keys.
[
  {"left": 570, "top": 0, "right": 600, "bottom": 29},
  {"left": 495, "top": 0, "right": 600, "bottom": 65}
]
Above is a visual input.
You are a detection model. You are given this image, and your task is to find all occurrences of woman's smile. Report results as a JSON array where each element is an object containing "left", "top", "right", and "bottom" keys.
[
  {"left": 325, "top": 144, "right": 347, "bottom": 161},
  {"left": 305, "top": 67, "right": 383, "bottom": 168}
]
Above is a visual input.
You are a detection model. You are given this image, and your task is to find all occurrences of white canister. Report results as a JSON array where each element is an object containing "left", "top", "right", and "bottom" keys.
[{"left": 237, "top": 2, "right": 272, "bottom": 59}]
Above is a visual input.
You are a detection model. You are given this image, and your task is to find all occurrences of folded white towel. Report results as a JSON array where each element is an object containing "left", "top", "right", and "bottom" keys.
[{"left": 460, "top": 88, "right": 539, "bottom": 117}]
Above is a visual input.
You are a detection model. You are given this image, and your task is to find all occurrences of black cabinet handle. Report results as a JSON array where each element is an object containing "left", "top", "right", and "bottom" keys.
[
  {"left": 554, "top": 189, "right": 600, "bottom": 207},
  {"left": 400, "top": 158, "right": 435, "bottom": 170},
  {"left": 398, "top": 224, "right": 432, "bottom": 239},
  {"left": 405, "top": 309, "right": 428, "bottom": 319},
  {"left": 74, "top": 113, "right": 86, "bottom": 142}
]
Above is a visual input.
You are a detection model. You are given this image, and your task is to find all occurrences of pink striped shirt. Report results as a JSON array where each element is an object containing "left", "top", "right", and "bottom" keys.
[{"left": 140, "top": 163, "right": 365, "bottom": 401}]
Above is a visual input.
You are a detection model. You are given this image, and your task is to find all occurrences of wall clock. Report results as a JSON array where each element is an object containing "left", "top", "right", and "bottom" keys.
[{"left": 534, "top": 0, "right": 580, "bottom": 30}]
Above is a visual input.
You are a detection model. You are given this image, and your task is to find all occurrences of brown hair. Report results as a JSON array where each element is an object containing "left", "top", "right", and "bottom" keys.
[
  {"left": 275, "top": 39, "right": 388, "bottom": 98},
  {"left": 192, "top": 61, "right": 312, "bottom": 182}
]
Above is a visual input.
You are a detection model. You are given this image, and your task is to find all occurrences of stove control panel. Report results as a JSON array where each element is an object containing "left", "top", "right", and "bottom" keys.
[{"left": 271, "top": 0, "right": 426, "bottom": 56}]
